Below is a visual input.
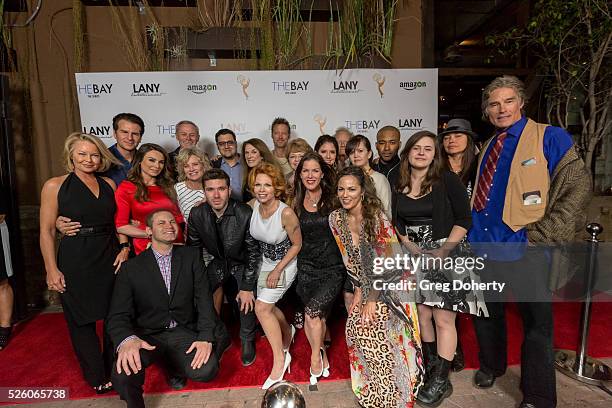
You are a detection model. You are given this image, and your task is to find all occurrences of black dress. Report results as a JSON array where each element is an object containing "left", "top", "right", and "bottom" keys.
[
  {"left": 57, "top": 173, "right": 117, "bottom": 325},
  {"left": 296, "top": 206, "right": 345, "bottom": 318}
]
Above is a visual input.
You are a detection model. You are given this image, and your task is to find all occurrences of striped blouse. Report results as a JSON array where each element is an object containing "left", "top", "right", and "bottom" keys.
[{"left": 174, "top": 182, "right": 205, "bottom": 223}]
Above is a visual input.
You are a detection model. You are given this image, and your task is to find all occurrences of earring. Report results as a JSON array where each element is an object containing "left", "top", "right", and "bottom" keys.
[{"left": 361, "top": 194, "right": 365, "bottom": 201}]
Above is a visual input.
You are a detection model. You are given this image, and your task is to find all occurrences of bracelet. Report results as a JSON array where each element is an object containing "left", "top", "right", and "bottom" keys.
[{"left": 119, "top": 242, "right": 130, "bottom": 249}]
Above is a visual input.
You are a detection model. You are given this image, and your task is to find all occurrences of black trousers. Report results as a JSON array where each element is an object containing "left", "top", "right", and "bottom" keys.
[
  {"left": 62, "top": 304, "right": 113, "bottom": 387},
  {"left": 473, "top": 249, "right": 556, "bottom": 408},
  {"left": 112, "top": 326, "right": 219, "bottom": 408},
  {"left": 215, "top": 274, "right": 257, "bottom": 343}
]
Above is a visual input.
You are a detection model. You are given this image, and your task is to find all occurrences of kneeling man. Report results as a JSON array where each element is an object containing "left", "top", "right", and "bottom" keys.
[{"left": 108, "top": 209, "right": 218, "bottom": 408}]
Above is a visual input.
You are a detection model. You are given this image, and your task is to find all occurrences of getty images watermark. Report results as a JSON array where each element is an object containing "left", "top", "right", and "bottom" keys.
[{"left": 371, "top": 253, "right": 507, "bottom": 293}]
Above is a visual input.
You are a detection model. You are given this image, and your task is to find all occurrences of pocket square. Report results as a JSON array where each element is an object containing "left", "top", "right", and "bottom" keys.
[{"left": 521, "top": 157, "right": 536, "bottom": 166}]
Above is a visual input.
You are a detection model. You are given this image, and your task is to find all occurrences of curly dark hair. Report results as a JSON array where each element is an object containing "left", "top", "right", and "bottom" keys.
[
  {"left": 291, "top": 152, "right": 337, "bottom": 217},
  {"left": 396, "top": 131, "right": 442, "bottom": 196},
  {"left": 127, "top": 143, "right": 176, "bottom": 203},
  {"left": 336, "top": 165, "right": 382, "bottom": 241}
]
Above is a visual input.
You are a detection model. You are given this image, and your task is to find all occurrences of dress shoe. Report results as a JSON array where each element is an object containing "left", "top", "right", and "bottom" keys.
[
  {"left": 518, "top": 403, "right": 537, "bottom": 408},
  {"left": 473, "top": 369, "right": 496, "bottom": 388},
  {"left": 241, "top": 340, "right": 256, "bottom": 366},
  {"left": 262, "top": 351, "right": 291, "bottom": 390},
  {"left": 167, "top": 375, "right": 187, "bottom": 391},
  {"left": 93, "top": 382, "right": 113, "bottom": 394}
]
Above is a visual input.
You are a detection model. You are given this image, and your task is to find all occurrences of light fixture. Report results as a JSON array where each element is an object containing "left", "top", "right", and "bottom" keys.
[
  {"left": 443, "top": 45, "right": 463, "bottom": 63},
  {"left": 136, "top": 1, "right": 146, "bottom": 15}
]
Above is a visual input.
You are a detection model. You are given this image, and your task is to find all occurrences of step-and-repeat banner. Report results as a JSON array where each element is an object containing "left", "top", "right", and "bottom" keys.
[{"left": 76, "top": 69, "right": 437, "bottom": 155}]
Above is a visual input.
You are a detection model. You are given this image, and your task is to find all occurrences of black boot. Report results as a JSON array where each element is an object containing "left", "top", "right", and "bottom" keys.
[
  {"left": 452, "top": 339, "right": 465, "bottom": 372},
  {"left": 417, "top": 356, "right": 453, "bottom": 407},
  {"left": 422, "top": 341, "right": 439, "bottom": 380},
  {"left": 241, "top": 340, "right": 256, "bottom": 366}
]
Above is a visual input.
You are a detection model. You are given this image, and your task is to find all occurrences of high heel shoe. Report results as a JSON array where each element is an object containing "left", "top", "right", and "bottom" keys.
[
  {"left": 321, "top": 347, "right": 330, "bottom": 378},
  {"left": 262, "top": 350, "right": 292, "bottom": 390},
  {"left": 284, "top": 324, "right": 296, "bottom": 352},
  {"left": 310, "top": 348, "right": 327, "bottom": 385}
]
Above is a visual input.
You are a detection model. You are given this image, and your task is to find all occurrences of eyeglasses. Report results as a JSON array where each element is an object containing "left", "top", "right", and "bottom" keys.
[{"left": 217, "top": 141, "right": 236, "bottom": 147}]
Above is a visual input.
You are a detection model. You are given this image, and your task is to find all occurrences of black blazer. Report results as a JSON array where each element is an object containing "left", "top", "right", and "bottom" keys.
[
  {"left": 393, "top": 171, "right": 472, "bottom": 241},
  {"left": 106, "top": 246, "right": 216, "bottom": 348},
  {"left": 186, "top": 199, "right": 261, "bottom": 291}
]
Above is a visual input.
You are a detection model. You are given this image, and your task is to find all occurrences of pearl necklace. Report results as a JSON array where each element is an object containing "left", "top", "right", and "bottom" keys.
[{"left": 306, "top": 191, "right": 322, "bottom": 208}]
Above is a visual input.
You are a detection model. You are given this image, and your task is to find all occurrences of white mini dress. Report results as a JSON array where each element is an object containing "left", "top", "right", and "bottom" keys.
[{"left": 250, "top": 200, "right": 298, "bottom": 304}]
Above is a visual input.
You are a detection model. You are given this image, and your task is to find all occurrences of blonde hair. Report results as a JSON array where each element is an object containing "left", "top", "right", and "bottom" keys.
[
  {"left": 63, "top": 132, "right": 120, "bottom": 173},
  {"left": 287, "top": 138, "right": 313, "bottom": 156},
  {"left": 248, "top": 162, "right": 286, "bottom": 200},
  {"left": 176, "top": 147, "right": 211, "bottom": 182}
]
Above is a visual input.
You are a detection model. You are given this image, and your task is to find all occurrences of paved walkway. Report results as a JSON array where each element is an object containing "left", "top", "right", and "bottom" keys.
[{"left": 5, "top": 359, "right": 612, "bottom": 407}]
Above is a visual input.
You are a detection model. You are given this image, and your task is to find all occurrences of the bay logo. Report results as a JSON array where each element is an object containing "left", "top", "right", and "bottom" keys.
[
  {"left": 345, "top": 119, "right": 381, "bottom": 131},
  {"left": 77, "top": 83, "right": 112, "bottom": 99},
  {"left": 157, "top": 124, "right": 176, "bottom": 135},
  {"left": 272, "top": 81, "right": 309, "bottom": 95}
]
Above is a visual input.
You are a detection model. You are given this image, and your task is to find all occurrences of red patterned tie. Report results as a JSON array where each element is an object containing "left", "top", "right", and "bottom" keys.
[{"left": 473, "top": 132, "right": 507, "bottom": 211}]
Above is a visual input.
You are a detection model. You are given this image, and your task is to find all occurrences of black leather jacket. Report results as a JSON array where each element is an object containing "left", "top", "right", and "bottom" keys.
[{"left": 187, "top": 199, "right": 261, "bottom": 291}]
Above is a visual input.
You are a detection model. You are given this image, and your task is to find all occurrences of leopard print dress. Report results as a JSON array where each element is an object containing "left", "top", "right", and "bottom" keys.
[{"left": 330, "top": 209, "right": 424, "bottom": 408}]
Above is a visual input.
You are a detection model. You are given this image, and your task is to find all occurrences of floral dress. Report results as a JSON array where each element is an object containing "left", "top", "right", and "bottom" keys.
[{"left": 329, "top": 209, "right": 424, "bottom": 408}]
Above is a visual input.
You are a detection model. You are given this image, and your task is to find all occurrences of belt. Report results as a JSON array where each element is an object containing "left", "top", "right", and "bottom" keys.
[
  {"left": 261, "top": 237, "right": 291, "bottom": 261},
  {"left": 76, "top": 224, "right": 115, "bottom": 236},
  {"left": 403, "top": 218, "right": 433, "bottom": 226}
]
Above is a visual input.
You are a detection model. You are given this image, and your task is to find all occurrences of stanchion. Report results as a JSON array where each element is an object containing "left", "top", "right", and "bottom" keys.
[{"left": 554, "top": 223, "right": 612, "bottom": 391}]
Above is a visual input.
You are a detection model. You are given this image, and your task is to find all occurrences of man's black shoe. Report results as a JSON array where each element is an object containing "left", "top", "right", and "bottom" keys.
[
  {"left": 167, "top": 375, "right": 187, "bottom": 391},
  {"left": 473, "top": 370, "right": 496, "bottom": 388},
  {"left": 518, "top": 403, "right": 536, "bottom": 408},
  {"left": 241, "top": 340, "right": 256, "bottom": 366},
  {"left": 215, "top": 335, "right": 232, "bottom": 361}
]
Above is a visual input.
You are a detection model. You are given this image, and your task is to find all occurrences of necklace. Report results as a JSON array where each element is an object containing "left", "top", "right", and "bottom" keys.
[{"left": 306, "top": 191, "right": 322, "bottom": 208}]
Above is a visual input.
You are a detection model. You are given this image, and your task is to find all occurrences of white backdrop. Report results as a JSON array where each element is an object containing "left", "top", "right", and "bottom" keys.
[{"left": 76, "top": 69, "right": 437, "bottom": 156}]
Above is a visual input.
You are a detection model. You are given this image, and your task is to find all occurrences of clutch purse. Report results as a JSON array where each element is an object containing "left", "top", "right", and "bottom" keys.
[{"left": 258, "top": 268, "right": 287, "bottom": 289}]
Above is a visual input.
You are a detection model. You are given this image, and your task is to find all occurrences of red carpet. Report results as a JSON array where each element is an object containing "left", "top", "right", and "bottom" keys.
[{"left": 1, "top": 302, "right": 611, "bottom": 401}]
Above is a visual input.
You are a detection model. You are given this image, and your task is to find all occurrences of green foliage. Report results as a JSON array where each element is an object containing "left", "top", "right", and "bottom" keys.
[
  {"left": 251, "top": 0, "right": 275, "bottom": 70},
  {"left": 327, "top": 0, "right": 399, "bottom": 67},
  {"left": 73, "top": 0, "right": 87, "bottom": 72},
  {"left": 273, "top": 0, "right": 305, "bottom": 69},
  {"left": 194, "top": 0, "right": 239, "bottom": 30},
  {"left": 486, "top": 0, "right": 611, "bottom": 167}
]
